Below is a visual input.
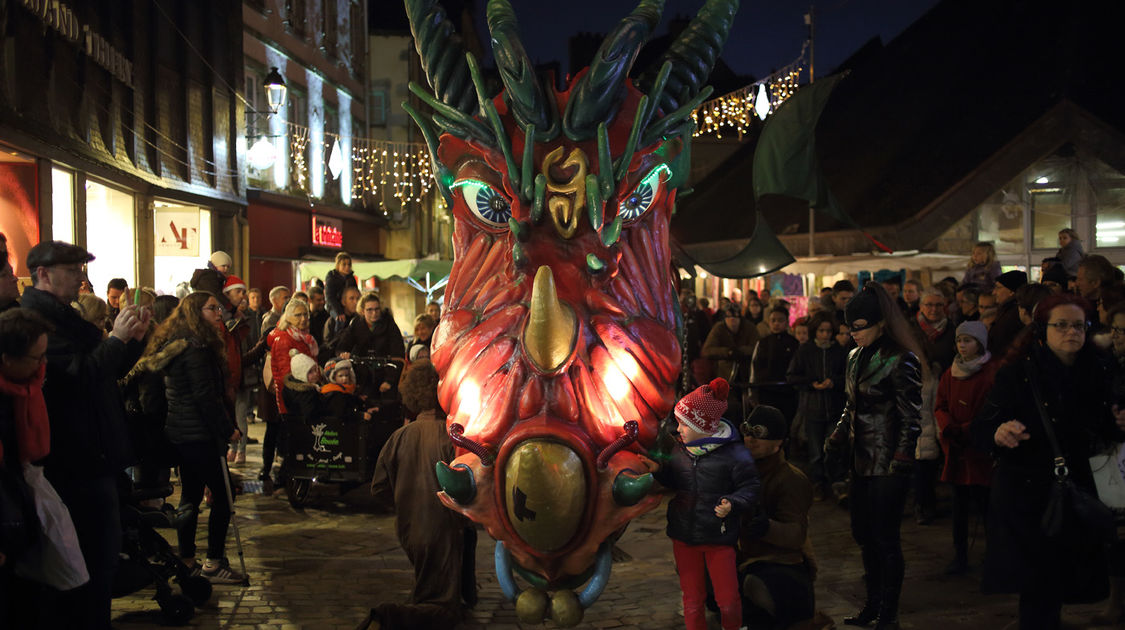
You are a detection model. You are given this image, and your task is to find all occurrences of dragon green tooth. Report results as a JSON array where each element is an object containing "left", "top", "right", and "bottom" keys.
[
  {"left": 601, "top": 216, "right": 623, "bottom": 247},
  {"left": 586, "top": 253, "right": 606, "bottom": 274}
]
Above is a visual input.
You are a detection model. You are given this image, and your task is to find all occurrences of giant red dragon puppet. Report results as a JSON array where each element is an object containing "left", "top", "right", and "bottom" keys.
[{"left": 403, "top": 0, "right": 738, "bottom": 624}]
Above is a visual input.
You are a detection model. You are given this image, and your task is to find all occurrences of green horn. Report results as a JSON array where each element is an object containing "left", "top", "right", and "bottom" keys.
[
  {"left": 436, "top": 461, "right": 477, "bottom": 505},
  {"left": 612, "top": 470, "right": 654, "bottom": 506}
]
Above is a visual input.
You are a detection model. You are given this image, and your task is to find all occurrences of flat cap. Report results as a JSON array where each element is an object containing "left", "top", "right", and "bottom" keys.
[{"left": 26, "top": 241, "right": 94, "bottom": 269}]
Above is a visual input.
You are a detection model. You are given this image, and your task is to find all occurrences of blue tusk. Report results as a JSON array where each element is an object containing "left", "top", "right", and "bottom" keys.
[
  {"left": 577, "top": 542, "right": 613, "bottom": 608},
  {"left": 494, "top": 540, "right": 520, "bottom": 603}
]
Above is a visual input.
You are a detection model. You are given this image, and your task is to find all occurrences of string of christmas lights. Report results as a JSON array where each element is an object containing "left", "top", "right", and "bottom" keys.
[
  {"left": 266, "top": 120, "right": 433, "bottom": 213},
  {"left": 692, "top": 44, "right": 808, "bottom": 140}
]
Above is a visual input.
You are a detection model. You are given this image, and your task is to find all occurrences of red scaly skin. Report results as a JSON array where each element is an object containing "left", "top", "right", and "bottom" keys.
[{"left": 430, "top": 78, "right": 682, "bottom": 583}]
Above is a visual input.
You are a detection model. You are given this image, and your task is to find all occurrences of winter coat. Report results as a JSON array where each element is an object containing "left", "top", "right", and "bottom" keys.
[
  {"left": 319, "top": 384, "right": 366, "bottom": 423},
  {"left": 961, "top": 260, "right": 1002, "bottom": 292},
  {"left": 787, "top": 341, "right": 846, "bottom": 426},
  {"left": 972, "top": 344, "right": 1124, "bottom": 600},
  {"left": 654, "top": 419, "right": 762, "bottom": 546},
  {"left": 934, "top": 358, "right": 997, "bottom": 485},
  {"left": 737, "top": 449, "right": 816, "bottom": 572},
  {"left": 1056, "top": 240, "right": 1084, "bottom": 277},
  {"left": 987, "top": 299, "right": 1024, "bottom": 359},
  {"left": 324, "top": 268, "right": 358, "bottom": 319},
  {"left": 309, "top": 308, "right": 329, "bottom": 347},
  {"left": 160, "top": 336, "right": 234, "bottom": 452},
  {"left": 121, "top": 338, "right": 184, "bottom": 466},
  {"left": 21, "top": 286, "right": 140, "bottom": 478},
  {"left": 189, "top": 266, "right": 231, "bottom": 310},
  {"left": 910, "top": 317, "right": 955, "bottom": 373},
  {"left": 827, "top": 336, "right": 923, "bottom": 477},
  {"left": 701, "top": 319, "right": 759, "bottom": 384},
  {"left": 281, "top": 374, "right": 321, "bottom": 424},
  {"left": 333, "top": 312, "right": 406, "bottom": 360},
  {"left": 267, "top": 327, "right": 317, "bottom": 414},
  {"left": 915, "top": 371, "right": 941, "bottom": 461}
]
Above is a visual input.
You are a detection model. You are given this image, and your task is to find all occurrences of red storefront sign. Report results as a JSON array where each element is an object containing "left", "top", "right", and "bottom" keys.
[{"left": 312, "top": 215, "right": 343, "bottom": 248}]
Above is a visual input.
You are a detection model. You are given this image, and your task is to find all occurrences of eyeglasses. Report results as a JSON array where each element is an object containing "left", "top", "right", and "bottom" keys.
[
  {"left": 1044, "top": 321, "right": 1088, "bottom": 333},
  {"left": 1111, "top": 326, "right": 1125, "bottom": 336},
  {"left": 202, "top": 305, "right": 223, "bottom": 312}
]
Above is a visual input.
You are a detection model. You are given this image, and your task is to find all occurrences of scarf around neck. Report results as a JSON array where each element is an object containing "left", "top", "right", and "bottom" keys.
[
  {"left": 916, "top": 310, "right": 948, "bottom": 342},
  {"left": 0, "top": 364, "right": 50, "bottom": 466},
  {"left": 951, "top": 351, "right": 991, "bottom": 379},
  {"left": 287, "top": 326, "right": 319, "bottom": 360},
  {"left": 685, "top": 421, "right": 733, "bottom": 456}
]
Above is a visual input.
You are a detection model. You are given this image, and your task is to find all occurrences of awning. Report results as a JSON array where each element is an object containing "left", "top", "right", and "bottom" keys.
[
  {"left": 780, "top": 251, "right": 966, "bottom": 276},
  {"left": 297, "top": 258, "right": 453, "bottom": 283}
]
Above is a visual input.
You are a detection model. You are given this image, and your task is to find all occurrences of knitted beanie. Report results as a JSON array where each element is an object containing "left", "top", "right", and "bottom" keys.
[
  {"left": 209, "top": 250, "right": 233, "bottom": 268},
  {"left": 955, "top": 320, "right": 989, "bottom": 352},
  {"left": 674, "top": 377, "right": 730, "bottom": 435},
  {"left": 289, "top": 349, "right": 318, "bottom": 383}
]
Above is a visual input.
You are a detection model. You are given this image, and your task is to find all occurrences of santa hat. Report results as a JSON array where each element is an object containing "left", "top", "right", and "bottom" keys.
[
  {"left": 289, "top": 349, "right": 318, "bottom": 383},
  {"left": 674, "top": 377, "right": 730, "bottom": 435},
  {"left": 222, "top": 275, "right": 246, "bottom": 294}
]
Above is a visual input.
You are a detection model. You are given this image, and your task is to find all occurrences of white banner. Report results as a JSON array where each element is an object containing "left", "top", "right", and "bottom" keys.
[{"left": 155, "top": 208, "right": 200, "bottom": 257}]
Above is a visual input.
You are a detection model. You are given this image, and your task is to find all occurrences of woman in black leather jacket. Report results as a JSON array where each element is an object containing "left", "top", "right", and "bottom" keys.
[
  {"left": 142, "top": 292, "right": 244, "bottom": 584},
  {"left": 826, "top": 283, "right": 924, "bottom": 630}
]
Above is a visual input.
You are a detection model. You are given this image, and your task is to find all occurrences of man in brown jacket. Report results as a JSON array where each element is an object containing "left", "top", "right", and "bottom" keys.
[
  {"left": 702, "top": 303, "right": 760, "bottom": 420},
  {"left": 737, "top": 405, "right": 818, "bottom": 629}
]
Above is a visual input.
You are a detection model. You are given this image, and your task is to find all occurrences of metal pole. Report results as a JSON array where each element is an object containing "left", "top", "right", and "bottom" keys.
[
  {"left": 809, "top": 206, "right": 816, "bottom": 257},
  {"left": 808, "top": 6, "right": 816, "bottom": 84}
]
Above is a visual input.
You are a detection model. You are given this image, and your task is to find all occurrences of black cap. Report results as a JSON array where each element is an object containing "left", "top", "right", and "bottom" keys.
[
  {"left": 26, "top": 241, "right": 94, "bottom": 270},
  {"left": 844, "top": 285, "right": 883, "bottom": 328},
  {"left": 1043, "top": 264, "right": 1069, "bottom": 285},
  {"left": 741, "top": 405, "right": 788, "bottom": 441},
  {"left": 996, "top": 270, "right": 1028, "bottom": 292}
]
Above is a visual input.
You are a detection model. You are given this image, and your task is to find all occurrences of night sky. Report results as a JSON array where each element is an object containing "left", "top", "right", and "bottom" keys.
[{"left": 476, "top": 0, "right": 941, "bottom": 81}]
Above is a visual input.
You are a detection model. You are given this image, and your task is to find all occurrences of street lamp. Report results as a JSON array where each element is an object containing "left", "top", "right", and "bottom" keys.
[{"left": 264, "top": 67, "right": 287, "bottom": 113}]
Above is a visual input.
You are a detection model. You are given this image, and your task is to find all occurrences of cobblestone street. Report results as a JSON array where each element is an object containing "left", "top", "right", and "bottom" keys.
[{"left": 111, "top": 422, "right": 1112, "bottom": 630}]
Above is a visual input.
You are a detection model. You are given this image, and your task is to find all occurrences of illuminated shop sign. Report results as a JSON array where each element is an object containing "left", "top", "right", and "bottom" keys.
[
  {"left": 312, "top": 215, "right": 343, "bottom": 249},
  {"left": 21, "top": 0, "right": 134, "bottom": 88}
]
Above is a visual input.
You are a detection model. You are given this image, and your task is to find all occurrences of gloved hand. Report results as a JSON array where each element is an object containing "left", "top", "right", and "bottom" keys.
[{"left": 889, "top": 458, "right": 914, "bottom": 477}]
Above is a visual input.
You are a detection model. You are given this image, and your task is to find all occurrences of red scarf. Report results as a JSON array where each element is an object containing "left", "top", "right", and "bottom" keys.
[
  {"left": 0, "top": 364, "right": 50, "bottom": 465},
  {"left": 915, "top": 310, "right": 948, "bottom": 343}
]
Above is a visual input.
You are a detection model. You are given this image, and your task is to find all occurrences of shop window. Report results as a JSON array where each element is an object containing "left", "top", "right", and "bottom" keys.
[
  {"left": 85, "top": 180, "right": 136, "bottom": 293},
  {"left": 153, "top": 201, "right": 212, "bottom": 296},
  {"left": 52, "top": 168, "right": 75, "bottom": 244},
  {"left": 285, "top": 0, "right": 307, "bottom": 36},
  {"left": 1091, "top": 158, "right": 1125, "bottom": 247},
  {"left": 1028, "top": 151, "right": 1076, "bottom": 249},
  {"left": 370, "top": 85, "right": 388, "bottom": 127}
]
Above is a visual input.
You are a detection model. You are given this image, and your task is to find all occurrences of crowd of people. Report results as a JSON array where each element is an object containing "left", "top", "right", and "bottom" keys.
[
  {"left": 673, "top": 229, "right": 1125, "bottom": 629},
  {"left": 0, "top": 239, "right": 448, "bottom": 629}
]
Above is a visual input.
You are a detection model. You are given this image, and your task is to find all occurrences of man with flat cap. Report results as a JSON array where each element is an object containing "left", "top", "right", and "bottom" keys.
[
  {"left": 20, "top": 240, "right": 150, "bottom": 629},
  {"left": 988, "top": 270, "right": 1028, "bottom": 358},
  {"left": 737, "top": 405, "right": 819, "bottom": 630}
]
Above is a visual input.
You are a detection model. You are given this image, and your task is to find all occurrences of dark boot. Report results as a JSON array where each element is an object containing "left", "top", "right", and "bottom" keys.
[
  {"left": 874, "top": 579, "right": 902, "bottom": 629},
  {"left": 843, "top": 574, "right": 881, "bottom": 627}
]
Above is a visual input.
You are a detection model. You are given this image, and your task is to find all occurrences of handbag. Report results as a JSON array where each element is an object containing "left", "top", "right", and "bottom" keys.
[
  {"left": 1025, "top": 362, "right": 1116, "bottom": 543},
  {"left": 1089, "top": 441, "right": 1125, "bottom": 514}
]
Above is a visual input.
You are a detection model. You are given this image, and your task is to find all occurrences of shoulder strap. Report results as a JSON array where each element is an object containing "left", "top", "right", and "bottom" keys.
[{"left": 1023, "top": 359, "right": 1070, "bottom": 480}]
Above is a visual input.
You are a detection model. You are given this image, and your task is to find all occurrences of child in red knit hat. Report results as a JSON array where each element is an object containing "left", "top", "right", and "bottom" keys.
[{"left": 655, "top": 377, "right": 762, "bottom": 630}]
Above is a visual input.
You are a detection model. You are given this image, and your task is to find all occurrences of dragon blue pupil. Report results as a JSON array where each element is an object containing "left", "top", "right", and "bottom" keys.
[
  {"left": 618, "top": 181, "right": 654, "bottom": 220},
  {"left": 475, "top": 186, "right": 510, "bottom": 223}
]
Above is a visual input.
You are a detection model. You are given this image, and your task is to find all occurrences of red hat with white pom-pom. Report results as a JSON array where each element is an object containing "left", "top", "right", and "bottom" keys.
[{"left": 674, "top": 377, "right": 730, "bottom": 435}]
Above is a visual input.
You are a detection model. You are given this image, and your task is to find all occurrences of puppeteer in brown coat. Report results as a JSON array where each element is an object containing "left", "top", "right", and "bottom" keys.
[{"left": 371, "top": 409, "right": 469, "bottom": 608}]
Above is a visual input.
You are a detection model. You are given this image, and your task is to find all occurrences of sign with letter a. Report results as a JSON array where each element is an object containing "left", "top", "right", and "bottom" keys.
[{"left": 155, "top": 208, "right": 200, "bottom": 257}]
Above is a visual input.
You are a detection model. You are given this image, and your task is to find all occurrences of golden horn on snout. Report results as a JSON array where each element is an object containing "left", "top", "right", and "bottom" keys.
[{"left": 523, "top": 266, "right": 577, "bottom": 371}]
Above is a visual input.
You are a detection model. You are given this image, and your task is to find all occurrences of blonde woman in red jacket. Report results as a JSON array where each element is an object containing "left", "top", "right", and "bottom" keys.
[
  {"left": 260, "top": 298, "right": 318, "bottom": 486},
  {"left": 934, "top": 320, "right": 997, "bottom": 575}
]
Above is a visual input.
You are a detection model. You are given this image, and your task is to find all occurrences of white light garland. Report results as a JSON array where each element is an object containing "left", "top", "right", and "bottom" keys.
[{"left": 692, "top": 46, "right": 807, "bottom": 140}]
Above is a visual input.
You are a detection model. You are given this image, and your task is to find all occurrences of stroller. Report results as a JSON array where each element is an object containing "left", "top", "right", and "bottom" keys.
[
  {"left": 281, "top": 355, "right": 404, "bottom": 508},
  {"left": 111, "top": 468, "right": 213, "bottom": 624}
]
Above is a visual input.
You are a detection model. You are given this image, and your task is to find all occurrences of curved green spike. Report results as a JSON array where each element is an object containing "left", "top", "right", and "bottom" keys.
[
  {"left": 466, "top": 53, "right": 520, "bottom": 191},
  {"left": 531, "top": 174, "right": 546, "bottom": 223},
  {"left": 614, "top": 95, "right": 648, "bottom": 182},
  {"left": 585, "top": 174, "right": 603, "bottom": 232},
  {"left": 596, "top": 123, "right": 614, "bottom": 199},
  {"left": 612, "top": 470, "right": 654, "bottom": 506},
  {"left": 642, "top": 60, "right": 673, "bottom": 129},
  {"left": 641, "top": 85, "right": 714, "bottom": 147},
  {"left": 435, "top": 461, "right": 476, "bottom": 505},
  {"left": 600, "top": 216, "right": 623, "bottom": 248},
  {"left": 587, "top": 253, "right": 606, "bottom": 274},
  {"left": 487, "top": 0, "right": 554, "bottom": 135},
  {"left": 402, "top": 101, "right": 453, "bottom": 205},
  {"left": 407, "top": 82, "right": 492, "bottom": 143},
  {"left": 562, "top": 0, "right": 665, "bottom": 140},
  {"left": 521, "top": 123, "right": 535, "bottom": 202},
  {"left": 513, "top": 241, "right": 528, "bottom": 267}
]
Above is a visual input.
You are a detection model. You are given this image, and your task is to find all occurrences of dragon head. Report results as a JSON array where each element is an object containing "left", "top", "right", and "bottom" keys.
[{"left": 404, "top": 0, "right": 738, "bottom": 623}]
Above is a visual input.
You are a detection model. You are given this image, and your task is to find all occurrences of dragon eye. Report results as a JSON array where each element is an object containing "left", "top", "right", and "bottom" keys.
[
  {"left": 617, "top": 164, "right": 671, "bottom": 222},
  {"left": 452, "top": 179, "right": 512, "bottom": 227}
]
